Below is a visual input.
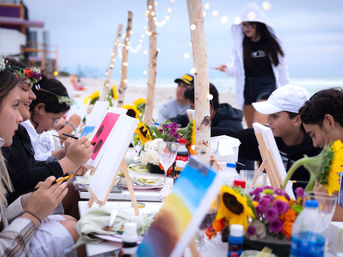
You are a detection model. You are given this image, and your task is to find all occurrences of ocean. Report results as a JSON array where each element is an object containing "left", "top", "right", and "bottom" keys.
[{"left": 126, "top": 77, "right": 343, "bottom": 96}]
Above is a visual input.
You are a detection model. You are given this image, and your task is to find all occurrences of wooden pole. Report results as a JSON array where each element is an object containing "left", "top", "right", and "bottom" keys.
[
  {"left": 117, "top": 11, "right": 133, "bottom": 107},
  {"left": 100, "top": 24, "right": 123, "bottom": 101},
  {"left": 186, "top": 0, "right": 211, "bottom": 165},
  {"left": 144, "top": 0, "right": 158, "bottom": 125}
]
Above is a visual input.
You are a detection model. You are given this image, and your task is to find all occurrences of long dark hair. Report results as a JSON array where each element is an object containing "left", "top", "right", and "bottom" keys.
[
  {"left": 30, "top": 75, "right": 70, "bottom": 114},
  {"left": 243, "top": 22, "right": 284, "bottom": 70}
]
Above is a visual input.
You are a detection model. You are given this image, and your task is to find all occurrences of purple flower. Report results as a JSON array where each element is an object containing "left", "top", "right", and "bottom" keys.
[
  {"left": 250, "top": 187, "right": 263, "bottom": 196},
  {"left": 256, "top": 205, "right": 263, "bottom": 215},
  {"left": 295, "top": 187, "right": 305, "bottom": 198},
  {"left": 261, "top": 194, "right": 274, "bottom": 202},
  {"left": 269, "top": 219, "right": 283, "bottom": 233},
  {"left": 263, "top": 186, "right": 274, "bottom": 190},
  {"left": 158, "top": 129, "right": 163, "bottom": 133},
  {"left": 258, "top": 196, "right": 271, "bottom": 212},
  {"left": 273, "top": 200, "right": 289, "bottom": 213},
  {"left": 274, "top": 188, "right": 285, "bottom": 196},
  {"left": 247, "top": 225, "right": 256, "bottom": 236},
  {"left": 170, "top": 128, "right": 176, "bottom": 134},
  {"left": 253, "top": 194, "right": 261, "bottom": 202},
  {"left": 265, "top": 207, "right": 278, "bottom": 222},
  {"left": 171, "top": 122, "right": 178, "bottom": 129}
]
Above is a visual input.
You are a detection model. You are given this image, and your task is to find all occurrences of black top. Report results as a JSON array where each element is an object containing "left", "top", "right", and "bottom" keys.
[
  {"left": 211, "top": 127, "right": 322, "bottom": 189},
  {"left": 244, "top": 38, "right": 274, "bottom": 77},
  {"left": 2, "top": 124, "right": 64, "bottom": 204},
  {"left": 171, "top": 103, "right": 243, "bottom": 130}
]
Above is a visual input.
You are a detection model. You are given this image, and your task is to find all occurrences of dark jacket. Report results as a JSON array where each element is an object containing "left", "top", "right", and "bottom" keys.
[
  {"left": 2, "top": 124, "right": 63, "bottom": 204},
  {"left": 211, "top": 127, "right": 322, "bottom": 189},
  {"left": 171, "top": 103, "right": 243, "bottom": 130}
]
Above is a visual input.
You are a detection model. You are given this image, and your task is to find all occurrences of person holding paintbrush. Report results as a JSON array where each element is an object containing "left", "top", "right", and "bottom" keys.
[
  {"left": 2, "top": 67, "right": 92, "bottom": 219},
  {"left": 0, "top": 65, "right": 80, "bottom": 257}
]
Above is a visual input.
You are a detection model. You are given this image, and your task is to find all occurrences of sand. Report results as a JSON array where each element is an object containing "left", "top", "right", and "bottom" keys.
[{"left": 58, "top": 76, "right": 238, "bottom": 120}]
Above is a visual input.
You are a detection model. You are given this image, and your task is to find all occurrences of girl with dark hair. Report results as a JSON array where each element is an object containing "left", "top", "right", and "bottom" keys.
[
  {"left": 2, "top": 67, "right": 92, "bottom": 220},
  {"left": 0, "top": 62, "right": 79, "bottom": 256},
  {"left": 216, "top": 2, "right": 290, "bottom": 128}
]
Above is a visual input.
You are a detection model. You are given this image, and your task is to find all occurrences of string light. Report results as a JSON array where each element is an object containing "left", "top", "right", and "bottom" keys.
[
  {"left": 220, "top": 16, "right": 228, "bottom": 24},
  {"left": 184, "top": 52, "right": 190, "bottom": 59},
  {"left": 190, "top": 24, "right": 196, "bottom": 30},
  {"left": 212, "top": 10, "right": 219, "bottom": 17},
  {"left": 203, "top": 11, "right": 206, "bottom": 17},
  {"left": 234, "top": 16, "right": 241, "bottom": 25},
  {"left": 207, "top": 94, "right": 213, "bottom": 100},
  {"left": 190, "top": 67, "right": 197, "bottom": 74},
  {"left": 204, "top": 3, "right": 210, "bottom": 10},
  {"left": 247, "top": 11, "right": 256, "bottom": 19},
  {"left": 143, "top": 70, "right": 147, "bottom": 75},
  {"left": 262, "top": 1, "right": 272, "bottom": 10}
]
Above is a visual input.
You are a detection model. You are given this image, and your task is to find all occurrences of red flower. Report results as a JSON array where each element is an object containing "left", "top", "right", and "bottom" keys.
[{"left": 24, "top": 68, "right": 32, "bottom": 77}]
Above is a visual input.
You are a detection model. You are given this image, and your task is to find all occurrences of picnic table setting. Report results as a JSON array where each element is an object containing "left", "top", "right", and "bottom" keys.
[{"left": 73, "top": 93, "right": 343, "bottom": 256}]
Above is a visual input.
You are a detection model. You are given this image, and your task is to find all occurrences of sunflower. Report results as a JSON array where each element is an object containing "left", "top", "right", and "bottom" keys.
[
  {"left": 133, "top": 98, "right": 146, "bottom": 106},
  {"left": 214, "top": 185, "right": 255, "bottom": 230},
  {"left": 110, "top": 85, "right": 118, "bottom": 100},
  {"left": 83, "top": 91, "right": 100, "bottom": 105},
  {"left": 282, "top": 140, "right": 343, "bottom": 195},
  {"left": 122, "top": 104, "right": 140, "bottom": 119},
  {"left": 135, "top": 121, "right": 151, "bottom": 146}
]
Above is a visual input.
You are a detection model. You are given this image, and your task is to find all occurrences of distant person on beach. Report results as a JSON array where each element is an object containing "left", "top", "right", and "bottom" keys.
[
  {"left": 158, "top": 74, "right": 194, "bottom": 124},
  {"left": 299, "top": 87, "right": 343, "bottom": 221},
  {"left": 215, "top": 2, "right": 290, "bottom": 128},
  {"left": 212, "top": 85, "right": 321, "bottom": 190}
]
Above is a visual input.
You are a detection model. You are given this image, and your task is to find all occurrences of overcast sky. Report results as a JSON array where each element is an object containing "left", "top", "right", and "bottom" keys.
[{"left": 26, "top": 0, "right": 343, "bottom": 80}]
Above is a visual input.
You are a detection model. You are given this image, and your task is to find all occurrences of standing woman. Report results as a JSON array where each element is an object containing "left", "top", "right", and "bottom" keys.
[{"left": 216, "top": 2, "right": 290, "bottom": 128}]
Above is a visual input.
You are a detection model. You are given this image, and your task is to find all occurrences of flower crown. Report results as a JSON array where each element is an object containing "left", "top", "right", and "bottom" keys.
[
  {"left": 35, "top": 84, "right": 74, "bottom": 106},
  {"left": 12, "top": 66, "right": 42, "bottom": 85}
]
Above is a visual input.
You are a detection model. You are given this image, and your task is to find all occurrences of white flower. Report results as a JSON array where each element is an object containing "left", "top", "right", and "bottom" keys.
[
  {"left": 0, "top": 56, "right": 6, "bottom": 72},
  {"left": 140, "top": 138, "right": 163, "bottom": 165}
]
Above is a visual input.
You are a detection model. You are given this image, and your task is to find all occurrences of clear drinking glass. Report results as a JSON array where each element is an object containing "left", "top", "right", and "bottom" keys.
[
  {"left": 158, "top": 141, "right": 179, "bottom": 182},
  {"left": 240, "top": 170, "right": 267, "bottom": 191}
]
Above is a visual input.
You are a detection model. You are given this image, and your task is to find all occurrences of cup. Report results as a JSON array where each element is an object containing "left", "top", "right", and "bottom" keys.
[{"left": 240, "top": 170, "right": 267, "bottom": 191}]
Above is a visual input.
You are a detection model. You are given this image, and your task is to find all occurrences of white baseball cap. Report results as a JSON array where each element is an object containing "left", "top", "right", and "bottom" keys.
[{"left": 252, "top": 85, "right": 310, "bottom": 114}]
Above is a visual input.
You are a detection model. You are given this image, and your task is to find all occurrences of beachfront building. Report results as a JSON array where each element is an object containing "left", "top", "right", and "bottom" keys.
[{"left": 0, "top": 0, "right": 58, "bottom": 74}]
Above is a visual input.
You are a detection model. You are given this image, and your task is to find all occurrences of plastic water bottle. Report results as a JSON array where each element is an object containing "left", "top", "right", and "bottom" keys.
[
  {"left": 290, "top": 200, "right": 326, "bottom": 257},
  {"left": 119, "top": 222, "right": 138, "bottom": 257},
  {"left": 228, "top": 224, "right": 244, "bottom": 257}
]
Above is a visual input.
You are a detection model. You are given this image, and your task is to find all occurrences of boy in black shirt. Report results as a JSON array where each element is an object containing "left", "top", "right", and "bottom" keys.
[{"left": 213, "top": 85, "right": 321, "bottom": 190}]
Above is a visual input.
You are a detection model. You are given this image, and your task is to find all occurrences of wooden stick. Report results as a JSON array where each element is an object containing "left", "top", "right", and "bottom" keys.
[
  {"left": 117, "top": 11, "right": 133, "bottom": 107},
  {"left": 120, "top": 160, "right": 139, "bottom": 215},
  {"left": 144, "top": 0, "right": 157, "bottom": 125},
  {"left": 186, "top": 0, "right": 211, "bottom": 165},
  {"left": 188, "top": 237, "right": 200, "bottom": 257},
  {"left": 100, "top": 24, "right": 123, "bottom": 101}
]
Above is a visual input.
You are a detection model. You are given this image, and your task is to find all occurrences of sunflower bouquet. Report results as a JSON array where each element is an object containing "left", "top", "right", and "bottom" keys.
[{"left": 281, "top": 140, "right": 343, "bottom": 196}]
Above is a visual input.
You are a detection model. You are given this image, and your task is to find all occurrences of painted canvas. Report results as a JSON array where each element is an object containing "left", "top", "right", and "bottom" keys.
[{"left": 137, "top": 157, "right": 223, "bottom": 257}]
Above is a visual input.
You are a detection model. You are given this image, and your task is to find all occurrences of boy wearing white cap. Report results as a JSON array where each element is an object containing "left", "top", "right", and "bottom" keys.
[{"left": 212, "top": 85, "right": 321, "bottom": 189}]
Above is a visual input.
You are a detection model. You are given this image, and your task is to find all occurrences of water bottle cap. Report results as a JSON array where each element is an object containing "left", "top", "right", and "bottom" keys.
[
  {"left": 230, "top": 224, "right": 244, "bottom": 237},
  {"left": 178, "top": 138, "right": 187, "bottom": 144},
  {"left": 305, "top": 200, "right": 319, "bottom": 208},
  {"left": 122, "top": 222, "right": 138, "bottom": 242},
  {"left": 154, "top": 122, "right": 160, "bottom": 126},
  {"left": 226, "top": 162, "right": 236, "bottom": 168}
]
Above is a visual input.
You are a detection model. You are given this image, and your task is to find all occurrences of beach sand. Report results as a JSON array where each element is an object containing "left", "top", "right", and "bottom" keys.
[{"left": 58, "top": 76, "right": 238, "bottom": 120}]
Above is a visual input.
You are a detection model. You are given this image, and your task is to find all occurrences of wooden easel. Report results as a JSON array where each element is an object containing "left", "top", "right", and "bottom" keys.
[
  {"left": 87, "top": 157, "right": 140, "bottom": 216},
  {"left": 254, "top": 131, "right": 282, "bottom": 188}
]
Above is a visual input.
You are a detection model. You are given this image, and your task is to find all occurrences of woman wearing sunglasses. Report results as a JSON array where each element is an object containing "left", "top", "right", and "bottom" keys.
[{"left": 215, "top": 2, "right": 290, "bottom": 128}]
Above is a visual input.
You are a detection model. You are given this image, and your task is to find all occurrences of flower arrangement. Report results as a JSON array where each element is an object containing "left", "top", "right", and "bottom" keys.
[
  {"left": 139, "top": 138, "right": 163, "bottom": 166},
  {"left": 246, "top": 186, "right": 305, "bottom": 240},
  {"left": 12, "top": 66, "right": 42, "bottom": 85},
  {"left": 205, "top": 185, "right": 255, "bottom": 239},
  {"left": 282, "top": 139, "right": 343, "bottom": 195}
]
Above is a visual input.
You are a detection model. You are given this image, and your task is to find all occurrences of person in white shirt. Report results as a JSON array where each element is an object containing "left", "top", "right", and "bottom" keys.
[{"left": 158, "top": 74, "right": 194, "bottom": 124}]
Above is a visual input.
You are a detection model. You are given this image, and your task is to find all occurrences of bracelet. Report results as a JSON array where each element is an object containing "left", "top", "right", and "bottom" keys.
[
  {"left": 23, "top": 210, "right": 42, "bottom": 224},
  {"left": 65, "top": 121, "right": 76, "bottom": 131}
]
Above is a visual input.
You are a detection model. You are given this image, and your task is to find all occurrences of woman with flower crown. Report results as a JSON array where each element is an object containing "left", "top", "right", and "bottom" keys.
[
  {"left": 2, "top": 59, "right": 92, "bottom": 220},
  {"left": 0, "top": 66, "right": 80, "bottom": 256}
]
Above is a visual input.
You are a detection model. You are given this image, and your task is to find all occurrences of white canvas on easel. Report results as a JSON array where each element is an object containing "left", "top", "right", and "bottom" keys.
[
  {"left": 87, "top": 113, "right": 139, "bottom": 212},
  {"left": 253, "top": 122, "right": 294, "bottom": 198}
]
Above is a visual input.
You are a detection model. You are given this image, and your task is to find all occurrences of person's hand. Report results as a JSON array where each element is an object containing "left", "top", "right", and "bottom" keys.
[
  {"left": 53, "top": 117, "right": 66, "bottom": 131},
  {"left": 24, "top": 176, "right": 69, "bottom": 221},
  {"left": 65, "top": 136, "right": 92, "bottom": 167},
  {"left": 214, "top": 64, "right": 227, "bottom": 72},
  {"left": 67, "top": 114, "right": 81, "bottom": 128}
]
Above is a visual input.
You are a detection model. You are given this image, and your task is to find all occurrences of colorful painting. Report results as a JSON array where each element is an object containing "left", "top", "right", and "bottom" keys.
[{"left": 137, "top": 157, "right": 223, "bottom": 257}]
